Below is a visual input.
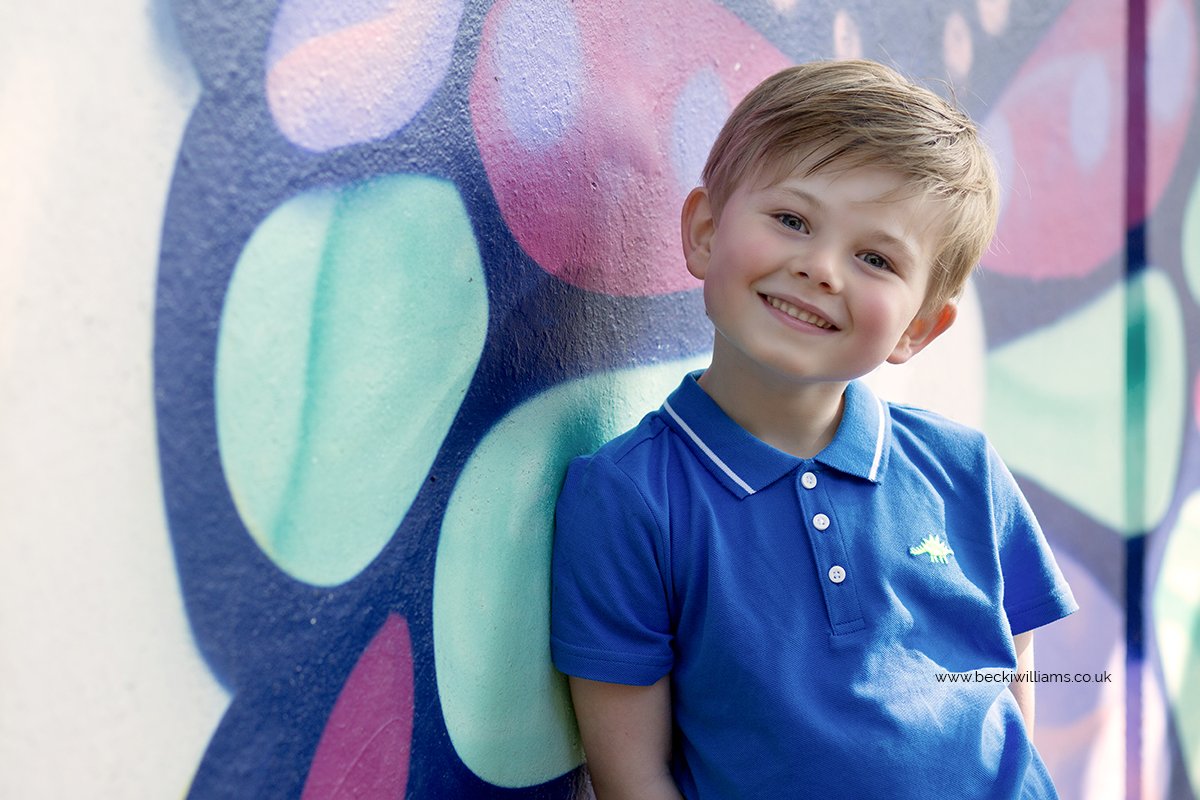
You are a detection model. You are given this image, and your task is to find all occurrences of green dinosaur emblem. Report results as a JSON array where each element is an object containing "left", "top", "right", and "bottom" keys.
[{"left": 909, "top": 535, "right": 954, "bottom": 564}]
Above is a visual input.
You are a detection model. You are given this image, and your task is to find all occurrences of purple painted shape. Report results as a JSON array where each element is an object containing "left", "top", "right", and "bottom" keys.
[
  {"left": 494, "top": 0, "right": 583, "bottom": 149},
  {"left": 1147, "top": 0, "right": 1197, "bottom": 202},
  {"left": 1067, "top": 56, "right": 1111, "bottom": 172},
  {"left": 302, "top": 614, "right": 414, "bottom": 800},
  {"left": 267, "top": 0, "right": 399, "bottom": 67},
  {"left": 671, "top": 68, "right": 730, "bottom": 195},
  {"left": 266, "top": 0, "right": 464, "bottom": 151},
  {"left": 1148, "top": 0, "right": 1194, "bottom": 124}
]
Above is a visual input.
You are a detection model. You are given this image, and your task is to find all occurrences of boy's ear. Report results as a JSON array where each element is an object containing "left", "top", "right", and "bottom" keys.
[
  {"left": 887, "top": 302, "right": 957, "bottom": 365},
  {"left": 681, "top": 187, "right": 715, "bottom": 280}
]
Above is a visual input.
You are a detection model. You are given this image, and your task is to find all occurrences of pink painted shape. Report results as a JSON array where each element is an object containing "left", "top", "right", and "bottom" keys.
[
  {"left": 983, "top": 0, "right": 1124, "bottom": 280},
  {"left": 983, "top": 0, "right": 1195, "bottom": 280},
  {"left": 1194, "top": 371, "right": 1199, "bottom": 432},
  {"left": 471, "top": 0, "right": 791, "bottom": 297},
  {"left": 302, "top": 614, "right": 414, "bottom": 800},
  {"left": 266, "top": 3, "right": 462, "bottom": 151}
]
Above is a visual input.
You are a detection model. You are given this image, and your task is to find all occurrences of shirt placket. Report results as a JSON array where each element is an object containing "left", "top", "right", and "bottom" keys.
[{"left": 796, "top": 466, "right": 865, "bottom": 635}]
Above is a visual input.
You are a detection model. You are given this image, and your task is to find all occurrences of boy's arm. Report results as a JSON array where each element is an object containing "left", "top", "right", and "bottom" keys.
[
  {"left": 1010, "top": 631, "right": 1035, "bottom": 732},
  {"left": 569, "top": 675, "right": 683, "bottom": 800}
]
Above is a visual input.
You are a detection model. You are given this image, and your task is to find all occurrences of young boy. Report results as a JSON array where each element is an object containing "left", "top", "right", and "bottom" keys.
[{"left": 550, "top": 60, "right": 1078, "bottom": 798}]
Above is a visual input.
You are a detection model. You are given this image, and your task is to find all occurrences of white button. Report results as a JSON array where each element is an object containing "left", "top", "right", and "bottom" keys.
[
  {"left": 812, "top": 513, "right": 830, "bottom": 530},
  {"left": 828, "top": 565, "right": 846, "bottom": 584},
  {"left": 801, "top": 471, "right": 817, "bottom": 489}
]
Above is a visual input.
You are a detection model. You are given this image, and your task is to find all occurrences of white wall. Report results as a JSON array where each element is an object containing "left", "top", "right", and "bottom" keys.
[{"left": 0, "top": 4, "right": 226, "bottom": 797}]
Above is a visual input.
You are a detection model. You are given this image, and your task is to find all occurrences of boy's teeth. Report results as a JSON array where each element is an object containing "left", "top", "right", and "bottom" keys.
[{"left": 768, "top": 296, "right": 833, "bottom": 329}]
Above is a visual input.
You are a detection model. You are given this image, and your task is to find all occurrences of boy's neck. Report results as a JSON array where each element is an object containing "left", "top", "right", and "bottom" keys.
[{"left": 696, "top": 360, "right": 847, "bottom": 459}]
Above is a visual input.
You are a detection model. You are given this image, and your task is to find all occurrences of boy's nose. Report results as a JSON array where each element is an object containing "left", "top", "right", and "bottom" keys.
[{"left": 791, "top": 250, "right": 841, "bottom": 291}]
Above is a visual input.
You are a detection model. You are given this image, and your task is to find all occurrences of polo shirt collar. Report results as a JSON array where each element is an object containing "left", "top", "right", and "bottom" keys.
[{"left": 660, "top": 372, "right": 891, "bottom": 498}]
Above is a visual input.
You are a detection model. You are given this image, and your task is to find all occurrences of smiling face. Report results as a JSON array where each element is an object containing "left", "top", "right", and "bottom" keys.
[{"left": 683, "top": 162, "right": 957, "bottom": 393}]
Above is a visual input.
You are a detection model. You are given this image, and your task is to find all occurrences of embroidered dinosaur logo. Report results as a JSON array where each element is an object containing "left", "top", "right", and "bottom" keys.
[{"left": 909, "top": 535, "right": 954, "bottom": 564}]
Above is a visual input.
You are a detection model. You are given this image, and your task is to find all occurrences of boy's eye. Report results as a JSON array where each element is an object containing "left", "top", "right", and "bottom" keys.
[
  {"left": 860, "top": 252, "right": 893, "bottom": 272},
  {"left": 776, "top": 213, "right": 808, "bottom": 232}
]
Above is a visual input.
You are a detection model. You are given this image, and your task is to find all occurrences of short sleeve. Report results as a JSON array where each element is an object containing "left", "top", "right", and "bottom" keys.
[
  {"left": 987, "top": 443, "right": 1079, "bottom": 635},
  {"left": 550, "top": 453, "right": 674, "bottom": 686}
]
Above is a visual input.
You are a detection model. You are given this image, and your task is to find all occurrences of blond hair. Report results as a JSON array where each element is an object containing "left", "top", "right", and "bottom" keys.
[{"left": 701, "top": 60, "right": 999, "bottom": 310}]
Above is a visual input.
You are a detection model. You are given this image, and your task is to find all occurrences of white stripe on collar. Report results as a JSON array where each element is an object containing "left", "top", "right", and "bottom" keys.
[
  {"left": 662, "top": 399, "right": 757, "bottom": 495},
  {"left": 868, "top": 393, "right": 886, "bottom": 482}
]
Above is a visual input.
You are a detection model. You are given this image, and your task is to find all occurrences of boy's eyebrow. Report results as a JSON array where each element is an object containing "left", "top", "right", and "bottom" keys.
[
  {"left": 772, "top": 185, "right": 826, "bottom": 211},
  {"left": 869, "top": 231, "right": 920, "bottom": 265}
]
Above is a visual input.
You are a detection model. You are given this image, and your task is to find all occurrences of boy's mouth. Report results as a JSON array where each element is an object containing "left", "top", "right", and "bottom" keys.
[{"left": 762, "top": 294, "right": 838, "bottom": 330}]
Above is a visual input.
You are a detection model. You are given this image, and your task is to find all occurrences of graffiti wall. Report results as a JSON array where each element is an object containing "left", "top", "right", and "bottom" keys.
[{"left": 2, "top": 0, "right": 1199, "bottom": 797}]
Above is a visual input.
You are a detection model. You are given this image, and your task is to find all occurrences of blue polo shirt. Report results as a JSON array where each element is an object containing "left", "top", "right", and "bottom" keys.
[{"left": 551, "top": 372, "right": 1077, "bottom": 799}]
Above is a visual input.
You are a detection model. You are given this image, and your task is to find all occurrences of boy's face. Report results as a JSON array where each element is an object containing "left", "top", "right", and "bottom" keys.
[{"left": 682, "top": 162, "right": 956, "bottom": 388}]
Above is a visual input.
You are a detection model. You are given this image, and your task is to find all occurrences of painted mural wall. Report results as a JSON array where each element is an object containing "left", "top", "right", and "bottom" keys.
[{"left": 2, "top": 0, "right": 1200, "bottom": 797}]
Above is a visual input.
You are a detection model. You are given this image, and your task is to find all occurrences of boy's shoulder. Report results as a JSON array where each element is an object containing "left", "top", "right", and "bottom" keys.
[
  {"left": 877, "top": 399, "right": 1028, "bottom": 527},
  {"left": 568, "top": 405, "right": 674, "bottom": 482},
  {"left": 885, "top": 399, "right": 982, "bottom": 437},
  {"left": 558, "top": 406, "right": 680, "bottom": 524},
  {"left": 882, "top": 398, "right": 994, "bottom": 469}
]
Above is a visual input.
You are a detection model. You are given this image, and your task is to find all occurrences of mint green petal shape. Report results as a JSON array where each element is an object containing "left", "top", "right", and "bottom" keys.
[
  {"left": 1153, "top": 491, "right": 1200, "bottom": 791},
  {"left": 986, "top": 269, "right": 1184, "bottom": 534},
  {"left": 433, "top": 356, "right": 709, "bottom": 787},
  {"left": 1185, "top": 171, "right": 1200, "bottom": 306},
  {"left": 216, "top": 175, "right": 487, "bottom": 586}
]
